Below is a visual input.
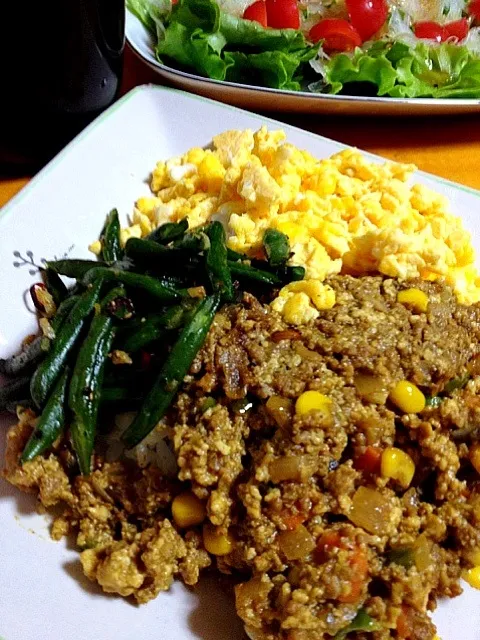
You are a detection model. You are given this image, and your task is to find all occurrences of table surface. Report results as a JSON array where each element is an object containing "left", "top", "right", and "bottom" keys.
[{"left": 1, "top": 45, "right": 480, "bottom": 208}]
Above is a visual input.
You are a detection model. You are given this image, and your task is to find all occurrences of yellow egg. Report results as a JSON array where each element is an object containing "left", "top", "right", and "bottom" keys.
[{"left": 119, "top": 127, "right": 480, "bottom": 307}]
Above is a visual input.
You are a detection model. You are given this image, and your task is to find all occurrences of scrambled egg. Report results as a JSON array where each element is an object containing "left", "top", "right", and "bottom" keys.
[{"left": 117, "top": 127, "right": 480, "bottom": 324}]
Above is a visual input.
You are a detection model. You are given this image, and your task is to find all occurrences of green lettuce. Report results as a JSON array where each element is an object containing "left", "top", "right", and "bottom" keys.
[
  {"left": 322, "top": 41, "right": 480, "bottom": 98},
  {"left": 128, "top": 0, "right": 318, "bottom": 89},
  {"left": 126, "top": 0, "right": 170, "bottom": 39}
]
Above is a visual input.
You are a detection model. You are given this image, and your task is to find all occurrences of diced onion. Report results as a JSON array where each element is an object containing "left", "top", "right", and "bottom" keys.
[
  {"left": 278, "top": 525, "right": 315, "bottom": 560},
  {"left": 349, "top": 487, "right": 394, "bottom": 535},
  {"left": 269, "top": 455, "right": 317, "bottom": 483}
]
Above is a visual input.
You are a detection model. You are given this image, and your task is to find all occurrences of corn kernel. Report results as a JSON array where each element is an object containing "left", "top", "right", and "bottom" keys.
[
  {"left": 88, "top": 240, "right": 102, "bottom": 256},
  {"left": 397, "top": 288, "right": 429, "bottom": 313},
  {"left": 464, "top": 566, "right": 480, "bottom": 589},
  {"left": 381, "top": 447, "right": 415, "bottom": 488},
  {"left": 470, "top": 443, "right": 480, "bottom": 473},
  {"left": 389, "top": 380, "right": 426, "bottom": 413},
  {"left": 203, "top": 524, "right": 233, "bottom": 556},
  {"left": 295, "top": 390, "right": 332, "bottom": 416},
  {"left": 172, "top": 492, "right": 206, "bottom": 528}
]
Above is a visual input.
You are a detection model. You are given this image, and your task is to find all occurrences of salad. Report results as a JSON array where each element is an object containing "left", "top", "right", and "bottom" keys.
[{"left": 127, "top": 0, "right": 480, "bottom": 97}]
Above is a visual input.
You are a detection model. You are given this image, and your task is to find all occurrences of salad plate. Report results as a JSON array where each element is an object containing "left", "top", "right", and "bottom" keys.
[
  {"left": 126, "top": 5, "right": 480, "bottom": 115},
  {"left": 2, "top": 84, "right": 480, "bottom": 640}
]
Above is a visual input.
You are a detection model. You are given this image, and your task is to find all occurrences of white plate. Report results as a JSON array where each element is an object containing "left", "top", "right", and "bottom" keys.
[
  {"left": 126, "top": 9, "right": 480, "bottom": 116},
  {"left": 1, "top": 85, "right": 480, "bottom": 640}
]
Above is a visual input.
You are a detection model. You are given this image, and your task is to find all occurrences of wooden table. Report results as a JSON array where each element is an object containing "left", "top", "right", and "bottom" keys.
[{"left": 1, "top": 45, "right": 480, "bottom": 208}]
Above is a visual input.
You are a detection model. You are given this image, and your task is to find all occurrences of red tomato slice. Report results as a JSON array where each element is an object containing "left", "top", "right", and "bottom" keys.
[
  {"left": 243, "top": 0, "right": 268, "bottom": 27},
  {"left": 346, "top": 0, "right": 388, "bottom": 41},
  {"left": 265, "top": 0, "right": 300, "bottom": 29},
  {"left": 444, "top": 17, "right": 469, "bottom": 41},
  {"left": 309, "top": 18, "right": 362, "bottom": 52},
  {"left": 414, "top": 21, "right": 445, "bottom": 42},
  {"left": 469, "top": 0, "right": 480, "bottom": 20}
]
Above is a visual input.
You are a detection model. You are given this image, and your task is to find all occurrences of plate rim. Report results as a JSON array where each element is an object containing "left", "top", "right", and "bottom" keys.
[{"left": 125, "top": 9, "right": 480, "bottom": 108}]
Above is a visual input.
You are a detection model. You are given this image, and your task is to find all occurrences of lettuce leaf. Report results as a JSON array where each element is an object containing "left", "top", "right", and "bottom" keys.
[
  {"left": 126, "top": 0, "right": 170, "bottom": 38},
  {"left": 322, "top": 41, "right": 480, "bottom": 98},
  {"left": 155, "top": 0, "right": 318, "bottom": 88},
  {"left": 225, "top": 48, "right": 316, "bottom": 90}
]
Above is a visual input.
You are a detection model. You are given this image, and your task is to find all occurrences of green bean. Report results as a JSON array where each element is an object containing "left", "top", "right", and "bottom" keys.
[
  {"left": 101, "top": 209, "right": 123, "bottom": 263},
  {"left": 125, "top": 238, "right": 203, "bottom": 279},
  {"left": 125, "top": 237, "right": 171, "bottom": 262},
  {"left": 206, "top": 222, "right": 233, "bottom": 301},
  {"left": 42, "top": 268, "right": 68, "bottom": 306},
  {"left": 148, "top": 218, "right": 189, "bottom": 244},
  {"left": 117, "top": 304, "right": 190, "bottom": 346},
  {"left": 173, "top": 230, "right": 210, "bottom": 253},
  {"left": 69, "top": 288, "right": 120, "bottom": 474},
  {"left": 263, "top": 229, "right": 290, "bottom": 267},
  {"left": 226, "top": 248, "right": 246, "bottom": 262},
  {"left": 100, "top": 387, "right": 143, "bottom": 404},
  {"left": 30, "top": 278, "right": 104, "bottom": 408},
  {"left": 228, "top": 261, "right": 281, "bottom": 286},
  {"left": 122, "top": 294, "right": 220, "bottom": 448},
  {"left": 123, "top": 322, "right": 168, "bottom": 353},
  {"left": 0, "top": 336, "right": 50, "bottom": 377},
  {"left": 278, "top": 265, "right": 305, "bottom": 283},
  {"left": 0, "top": 377, "right": 31, "bottom": 412},
  {"left": 21, "top": 370, "right": 69, "bottom": 462},
  {"left": 47, "top": 259, "right": 108, "bottom": 279},
  {"left": 83, "top": 267, "right": 182, "bottom": 303},
  {"left": 50, "top": 295, "right": 80, "bottom": 333}
]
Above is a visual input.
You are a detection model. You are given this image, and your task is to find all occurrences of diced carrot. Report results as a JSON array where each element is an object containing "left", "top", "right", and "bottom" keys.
[
  {"left": 282, "top": 512, "right": 307, "bottom": 531},
  {"left": 338, "top": 578, "right": 363, "bottom": 603},
  {"left": 354, "top": 445, "right": 383, "bottom": 475},
  {"left": 396, "top": 606, "right": 414, "bottom": 638},
  {"left": 338, "top": 549, "right": 368, "bottom": 603},
  {"left": 316, "top": 531, "right": 345, "bottom": 558}
]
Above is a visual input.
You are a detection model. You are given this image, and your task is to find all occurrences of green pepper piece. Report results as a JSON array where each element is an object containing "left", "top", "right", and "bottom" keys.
[
  {"left": 386, "top": 546, "right": 415, "bottom": 568},
  {"left": 444, "top": 374, "right": 470, "bottom": 394},
  {"left": 334, "top": 609, "right": 380, "bottom": 639},
  {"left": 425, "top": 395, "right": 443, "bottom": 408}
]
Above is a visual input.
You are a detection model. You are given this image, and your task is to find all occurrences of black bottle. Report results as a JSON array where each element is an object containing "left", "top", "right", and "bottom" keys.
[{"left": 1, "top": 0, "right": 125, "bottom": 173}]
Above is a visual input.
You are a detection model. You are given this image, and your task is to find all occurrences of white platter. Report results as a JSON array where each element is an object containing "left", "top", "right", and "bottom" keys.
[
  {"left": 126, "top": 9, "right": 480, "bottom": 116},
  {"left": 1, "top": 85, "right": 480, "bottom": 640}
]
